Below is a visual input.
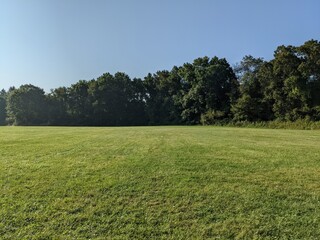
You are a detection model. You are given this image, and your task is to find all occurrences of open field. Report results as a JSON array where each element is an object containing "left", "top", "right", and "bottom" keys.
[{"left": 1, "top": 126, "right": 320, "bottom": 239}]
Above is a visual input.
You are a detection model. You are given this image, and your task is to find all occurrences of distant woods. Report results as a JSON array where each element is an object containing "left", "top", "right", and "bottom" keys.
[{"left": 1, "top": 40, "right": 320, "bottom": 126}]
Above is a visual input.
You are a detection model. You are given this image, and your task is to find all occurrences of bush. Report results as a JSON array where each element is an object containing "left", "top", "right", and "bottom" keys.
[
  {"left": 205, "top": 118, "right": 320, "bottom": 130},
  {"left": 200, "top": 110, "right": 228, "bottom": 125}
]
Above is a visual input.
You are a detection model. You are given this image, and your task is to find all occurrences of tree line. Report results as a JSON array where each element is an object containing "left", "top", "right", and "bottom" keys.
[{"left": 1, "top": 40, "right": 319, "bottom": 126}]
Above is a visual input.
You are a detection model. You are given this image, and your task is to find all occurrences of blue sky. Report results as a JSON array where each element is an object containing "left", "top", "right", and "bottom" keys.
[{"left": 1, "top": 0, "right": 319, "bottom": 92}]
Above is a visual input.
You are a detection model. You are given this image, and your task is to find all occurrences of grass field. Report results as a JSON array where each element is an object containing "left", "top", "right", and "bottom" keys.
[{"left": 1, "top": 126, "right": 320, "bottom": 239}]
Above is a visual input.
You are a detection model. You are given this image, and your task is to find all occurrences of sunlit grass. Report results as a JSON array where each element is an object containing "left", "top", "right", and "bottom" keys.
[{"left": 1, "top": 126, "right": 320, "bottom": 239}]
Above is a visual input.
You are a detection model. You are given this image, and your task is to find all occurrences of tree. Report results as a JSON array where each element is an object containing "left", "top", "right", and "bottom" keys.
[
  {"left": 271, "top": 45, "right": 308, "bottom": 120},
  {"left": 253, "top": 44, "right": 317, "bottom": 121},
  {"left": 126, "top": 78, "right": 147, "bottom": 125},
  {"left": 180, "top": 56, "right": 239, "bottom": 124},
  {"left": 68, "top": 80, "right": 92, "bottom": 125},
  {"left": 6, "top": 84, "right": 48, "bottom": 125},
  {"left": 297, "top": 39, "right": 320, "bottom": 119},
  {"left": 3, "top": 40, "right": 319, "bottom": 125},
  {"left": 232, "top": 56, "right": 273, "bottom": 121},
  {"left": 88, "top": 72, "right": 145, "bottom": 126},
  {"left": 0, "top": 89, "right": 7, "bottom": 125},
  {"left": 47, "top": 87, "right": 70, "bottom": 125},
  {"left": 144, "top": 69, "right": 183, "bottom": 125}
]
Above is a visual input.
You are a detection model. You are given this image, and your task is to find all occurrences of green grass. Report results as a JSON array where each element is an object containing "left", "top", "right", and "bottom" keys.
[{"left": 1, "top": 126, "right": 320, "bottom": 239}]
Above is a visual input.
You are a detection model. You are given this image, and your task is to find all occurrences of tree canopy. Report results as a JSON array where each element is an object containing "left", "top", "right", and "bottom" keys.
[{"left": 1, "top": 40, "right": 319, "bottom": 126}]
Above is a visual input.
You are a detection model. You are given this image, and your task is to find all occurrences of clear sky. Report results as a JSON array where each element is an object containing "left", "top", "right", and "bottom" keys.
[{"left": 1, "top": 0, "right": 319, "bottom": 92}]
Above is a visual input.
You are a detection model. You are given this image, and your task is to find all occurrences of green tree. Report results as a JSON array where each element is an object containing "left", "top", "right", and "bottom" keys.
[
  {"left": 0, "top": 89, "right": 7, "bottom": 125},
  {"left": 6, "top": 84, "right": 48, "bottom": 125},
  {"left": 265, "top": 45, "right": 309, "bottom": 120},
  {"left": 232, "top": 56, "right": 273, "bottom": 121},
  {"left": 144, "top": 69, "right": 183, "bottom": 125},
  {"left": 68, "top": 80, "right": 92, "bottom": 125},
  {"left": 126, "top": 78, "right": 147, "bottom": 125},
  {"left": 297, "top": 39, "right": 320, "bottom": 119},
  {"left": 180, "top": 56, "right": 239, "bottom": 124},
  {"left": 47, "top": 87, "right": 70, "bottom": 125},
  {"left": 272, "top": 46, "right": 303, "bottom": 120},
  {"left": 88, "top": 72, "right": 145, "bottom": 126}
]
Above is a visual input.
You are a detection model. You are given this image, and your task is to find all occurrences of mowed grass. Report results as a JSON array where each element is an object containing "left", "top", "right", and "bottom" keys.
[{"left": 1, "top": 127, "right": 320, "bottom": 239}]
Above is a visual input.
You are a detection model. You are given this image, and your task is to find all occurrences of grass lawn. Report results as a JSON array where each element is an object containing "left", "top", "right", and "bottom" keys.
[{"left": 0, "top": 126, "right": 320, "bottom": 239}]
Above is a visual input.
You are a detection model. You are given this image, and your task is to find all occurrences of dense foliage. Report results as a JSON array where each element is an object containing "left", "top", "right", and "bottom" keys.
[{"left": 1, "top": 40, "right": 319, "bottom": 126}]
